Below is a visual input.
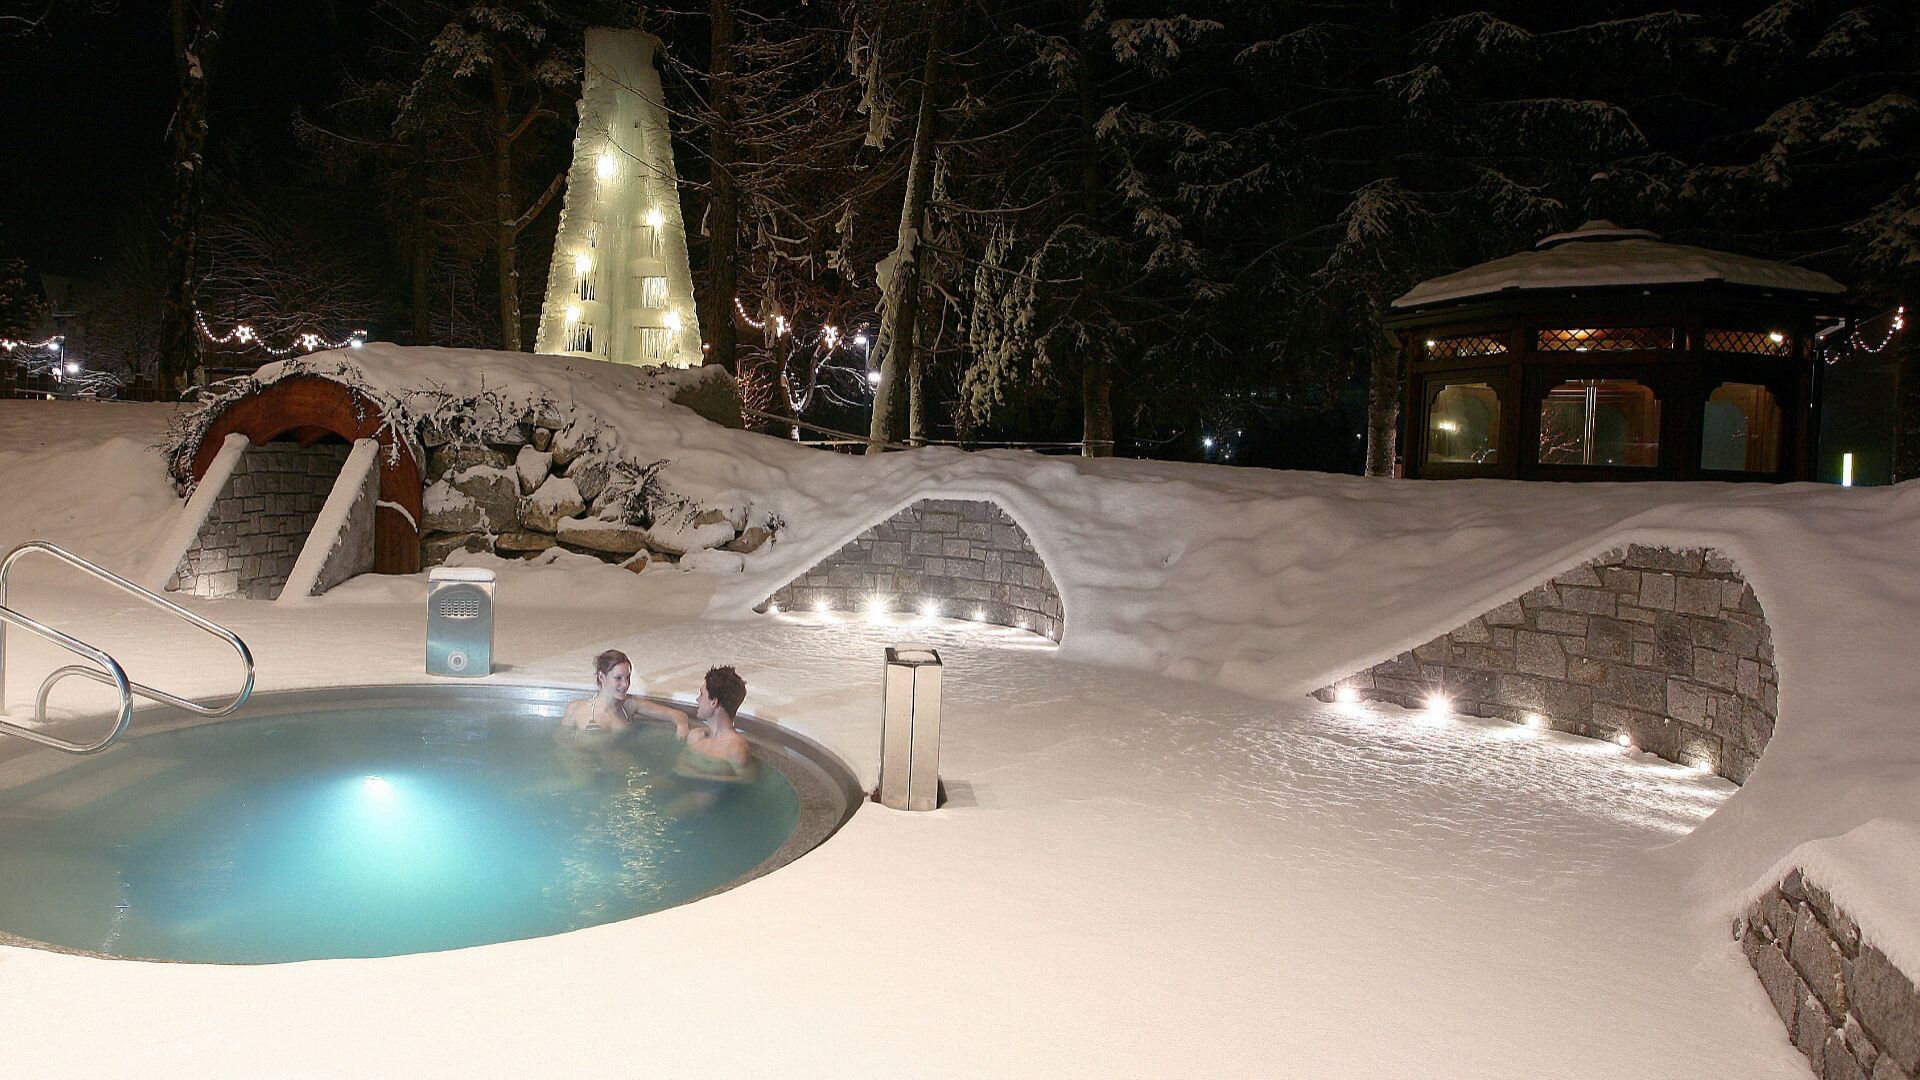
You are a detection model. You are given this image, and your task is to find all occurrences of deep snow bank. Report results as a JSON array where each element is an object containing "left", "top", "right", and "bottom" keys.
[{"left": 5, "top": 353, "right": 1919, "bottom": 962}]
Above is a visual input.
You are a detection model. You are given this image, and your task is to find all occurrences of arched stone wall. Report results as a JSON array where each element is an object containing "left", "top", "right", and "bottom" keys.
[
  {"left": 1317, "top": 545, "right": 1776, "bottom": 783},
  {"left": 191, "top": 376, "right": 422, "bottom": 574},
  {"left": 765, "top": 499, "right": 1063, "bottom": 640}
]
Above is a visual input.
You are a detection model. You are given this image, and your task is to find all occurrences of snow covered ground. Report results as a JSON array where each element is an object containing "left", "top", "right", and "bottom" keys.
[{"left": 2, "top": 388, "right": 1915, "bottom": 1078}]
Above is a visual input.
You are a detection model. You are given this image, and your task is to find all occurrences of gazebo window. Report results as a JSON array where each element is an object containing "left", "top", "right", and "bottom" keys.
[
  {"left": 1701, "top": 383, "right": 1781, "bottom": 472},
  {"left": 1539, "top": 379, "right": 1661, "bottom": 467},
  {"left": 1426, "top": 334, "right": 1508, "bottom": 360},
  {"left": 1426, "top": 382, "right": 1501, "bottom": 464},
  {"left": 1536, "top": 326, "right": 1675, "bottom": 352},
  {"left": 1702, "top": 329, "right": 1791, "bottom": 357}
]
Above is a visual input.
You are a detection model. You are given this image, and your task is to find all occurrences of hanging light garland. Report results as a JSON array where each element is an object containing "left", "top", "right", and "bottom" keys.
[
  {"left": 195, "top": 310, "right": 366, "bottom": 357},
  {"left": 1841, "top": 306, "right": 1905, "bottom": 356}
]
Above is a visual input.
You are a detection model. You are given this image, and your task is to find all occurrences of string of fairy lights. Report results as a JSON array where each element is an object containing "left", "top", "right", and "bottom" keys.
[
  {"left": 731, "top": 296, "right": 878, "bottom": 412},
  {"left": 3, "top": 311, "right": 367, "bottom": 396}
]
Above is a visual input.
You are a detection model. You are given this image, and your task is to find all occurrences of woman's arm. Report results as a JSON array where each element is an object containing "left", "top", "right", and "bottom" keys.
[{"left": 626, "top": 696, "right": 693, "bottom": 738}]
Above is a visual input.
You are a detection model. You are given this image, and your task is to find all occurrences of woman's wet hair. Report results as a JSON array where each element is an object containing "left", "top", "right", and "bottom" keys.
[
  {"left": 594, "top": 649, "right": 631, "bottom": 681},
  {"left": 704, "top": 665, "right": 747, "bottom": 717}
]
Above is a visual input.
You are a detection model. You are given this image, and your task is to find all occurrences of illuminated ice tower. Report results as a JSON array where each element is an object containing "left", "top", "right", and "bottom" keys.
[{"left": 536, "top": 29, "right": 701, "bottom": 367}]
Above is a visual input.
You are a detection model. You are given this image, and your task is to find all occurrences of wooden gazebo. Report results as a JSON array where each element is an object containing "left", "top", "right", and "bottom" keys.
[{"left": 1385, "top": 221, "right": 1846, "bottom": 481}]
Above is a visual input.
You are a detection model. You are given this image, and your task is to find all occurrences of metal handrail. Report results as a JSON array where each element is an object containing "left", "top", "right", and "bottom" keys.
[
  {"left": 0, "top": 607, "right": 133, "bottom": 754},
  {"left": 0, "top": 540, "right": 255, "bottom": 754}
]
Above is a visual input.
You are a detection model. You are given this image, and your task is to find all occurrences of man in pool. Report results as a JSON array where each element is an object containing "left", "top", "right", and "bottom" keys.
[{"left": 622, "top": 666, "right": 756, "bottom": 811}]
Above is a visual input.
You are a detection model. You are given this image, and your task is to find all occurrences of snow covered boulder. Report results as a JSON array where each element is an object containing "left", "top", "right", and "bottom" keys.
[
  {"left": 515, "top": 446, "right": 554, "bottom": 492},
  {"left": 679, "top": 548, "right": 745, "bottom": 574},
  {"left": 642, "top": 509, "right": 737, "bottom": 555},
  {"left": 722, "top": 525, "right": 771, "bottom": 554},
  {"left": 521, "top": 475, "right": 586, "bottom": 533},
  {"left": 428, "top": 444, "right": 512, "bottom": 478},
  {"left": 449, "top": 465, "right": 520, "bottom": 529},
  {"left": 555, "top": 515, "right": 649, "bottom": 555},
  {"left": 423, "top": 481, "right": 488, "bottom": 534},
  {"left": 564, "top": 453, "right": 612, "bottom": 504},
  {"left": 550, "top": 415, "right": 609, "bottom": 467},
  {"left": 493, "top": 530, "right": 556, "bottom": 556}
]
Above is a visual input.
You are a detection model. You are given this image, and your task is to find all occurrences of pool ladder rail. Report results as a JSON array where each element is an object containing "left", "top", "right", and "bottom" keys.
[{"left": 0, "top": 540, "right": 255, "bottom": 755}]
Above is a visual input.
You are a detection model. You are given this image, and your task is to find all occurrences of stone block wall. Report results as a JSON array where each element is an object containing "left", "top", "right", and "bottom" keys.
[
  {"left": 169, "top": 441, "right": 352, "bottom": 600},
  {"left": 765, "top": 499, "right": 1063, "bottom": 641},
  {"left": 1739, "top": 872, "right": 1920, "bottom": 1080},
  {"left": 1316, "top": 545, "right": 1776, "bottom": 783}
]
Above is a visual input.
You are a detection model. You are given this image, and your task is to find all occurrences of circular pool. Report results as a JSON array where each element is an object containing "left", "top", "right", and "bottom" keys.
[{"left": 0, "top": 685, "right": 859, "bottom": 963}]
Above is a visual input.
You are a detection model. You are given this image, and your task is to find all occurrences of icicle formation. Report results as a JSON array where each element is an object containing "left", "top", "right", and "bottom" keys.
[{"left": 846, "top": 23, "right": 898, "bottom": 149}]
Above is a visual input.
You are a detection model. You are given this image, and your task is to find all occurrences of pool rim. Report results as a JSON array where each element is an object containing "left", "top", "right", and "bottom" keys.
[{"left": 0, "top": 682, "right": 864, "bottom": 964}]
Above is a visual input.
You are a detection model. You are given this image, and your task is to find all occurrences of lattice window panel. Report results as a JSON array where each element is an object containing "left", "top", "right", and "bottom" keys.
[
  {"left": 638, "top": 276, "right": 670, "bottom": 308},
  {"left": 567, "top": 322, "right": 595, "bottom": 354},
  {"left": 1536, "top": 326, "right": 1675, "bottom": 352},
  {"left": 638, "top": 327, "right": 672, "bottom": 360},
  {"left": 1702, "top": 329, "right": 1791, "bottom": 356},
  {"left": 575, "top": 271, "right": 596, "bottom": 302},
  {"left": 1426, "top": 334, "right": 1508, "bottom": 359}
]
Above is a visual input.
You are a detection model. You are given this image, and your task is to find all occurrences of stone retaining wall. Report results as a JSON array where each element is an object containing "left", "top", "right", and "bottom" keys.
[
  {"left": 169, "top": 441, "right": 351, "bottom": 599},
  {"left": 1316, "top": 545, "right": 1775, "bottom": 783},
  {"left": 1739, "top": 872, "right": 1920, "bottom": 1080},
  {"left": 764, "top": 499, "right": 1063, "bottom": 641}
]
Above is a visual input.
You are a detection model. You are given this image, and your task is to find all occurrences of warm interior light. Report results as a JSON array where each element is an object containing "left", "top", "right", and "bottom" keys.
[
  {"left": 645, "top": 206, "right": 665, "bottom": 230},
  {"left": 1768, "top": 331, "right": 1785, "bottom": 344},
  {"left": 565, "top": 305, "right": 581, "bottom": 323},
  {"left": 1435, "top": 420, "right": 1458, "bottom": 433},
  {"left": 664, "top": 311, "right": 682, "bottom": 333},
  {"left": 596, "top": 153, "right": 616, "bottom": 179},
  {"left": 575, "top": 252, "right": 593, "bottom": 275}
]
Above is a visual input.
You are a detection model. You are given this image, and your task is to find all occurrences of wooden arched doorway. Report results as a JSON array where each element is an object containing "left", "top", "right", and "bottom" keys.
[{"left": 188, "top": 376, "right": 422, "bottom": 573}]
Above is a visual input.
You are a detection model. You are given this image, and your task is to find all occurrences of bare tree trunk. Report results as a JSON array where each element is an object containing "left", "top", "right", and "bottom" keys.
[
  {"left": 907, "top": 305, "right": 934, "bottom": 446},
  {"left": 705, "top": 0, "right": 740, "bottom": 373},
  {"left": 156, "top": 0, "right": 232, "bottom": 396},
  {"left": 867, "top": 8, "right": 943, "bottom": 453},
  {"left": 1893, "top": 287, "right": 1920, "bottom": 481},
  {"left": 491, "top": 63, "right": 521, "bottom": 352},
  {"left": 1363, "top": 3, "right": 1407, "bottom": 476},
  {"left": 410, "top": 201, "right": 431, "bottom": 344},
  {"left": 1073, "top": 37, "right": 1114, "bottom": 457},
  {"left": 1365, "top": 348, "right": 1403, "bottom": 476}
]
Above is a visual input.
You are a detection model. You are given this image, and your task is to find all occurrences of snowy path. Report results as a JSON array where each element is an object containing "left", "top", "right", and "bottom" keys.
[{"left": 0, "top": 589, "right": 1805, "bottom": 1078}]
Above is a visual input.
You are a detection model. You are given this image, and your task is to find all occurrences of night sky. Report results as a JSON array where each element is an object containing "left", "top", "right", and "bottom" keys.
[{"left": 1, "top": 3, "right": 360, "bottom": 277}]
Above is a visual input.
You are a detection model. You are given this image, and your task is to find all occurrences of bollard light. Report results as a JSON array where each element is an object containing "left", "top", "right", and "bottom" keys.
[{"left": 879, "top": 645, "right": 943, "bottom": 811}]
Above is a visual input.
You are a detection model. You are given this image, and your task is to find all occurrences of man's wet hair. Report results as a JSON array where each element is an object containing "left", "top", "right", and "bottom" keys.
[{"left": 704, "top": 665, "right": 746, "bottom": 718}]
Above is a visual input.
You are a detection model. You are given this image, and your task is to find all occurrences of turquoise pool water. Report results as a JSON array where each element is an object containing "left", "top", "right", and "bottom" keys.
[{"left": 0, "top": 701, "right": 800, "bottom": 963}]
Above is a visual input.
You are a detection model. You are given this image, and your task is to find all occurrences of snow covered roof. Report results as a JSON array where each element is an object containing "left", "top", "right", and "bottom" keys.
[{"left": 1392, "top": 220, "right": 1845, "bottom": 311}]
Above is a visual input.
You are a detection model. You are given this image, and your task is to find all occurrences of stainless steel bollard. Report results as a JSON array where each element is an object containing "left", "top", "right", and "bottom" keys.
[
  {"left": 879, "top": 645, "right": 942, "bottom": 810},
  {"left": 425, "top": 567, "right": 495, "bottom": 677}
]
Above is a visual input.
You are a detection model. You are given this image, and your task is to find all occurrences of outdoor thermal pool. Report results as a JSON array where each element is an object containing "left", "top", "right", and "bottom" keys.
[{"left": 0, "top": 684, "right": 859, "bottom": 963}]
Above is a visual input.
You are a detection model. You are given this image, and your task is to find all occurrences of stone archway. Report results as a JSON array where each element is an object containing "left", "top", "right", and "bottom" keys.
[
  {"left": 190, "top": 375, "right": 423, "bottom": 574},
  {"left": 764, "top": 498, "right": 1064, "bottom": 640}
]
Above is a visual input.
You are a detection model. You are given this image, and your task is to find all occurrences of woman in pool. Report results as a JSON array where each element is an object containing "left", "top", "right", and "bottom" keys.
[{"left": 561, "top": 649, "right": 645, "bottom": 734}]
